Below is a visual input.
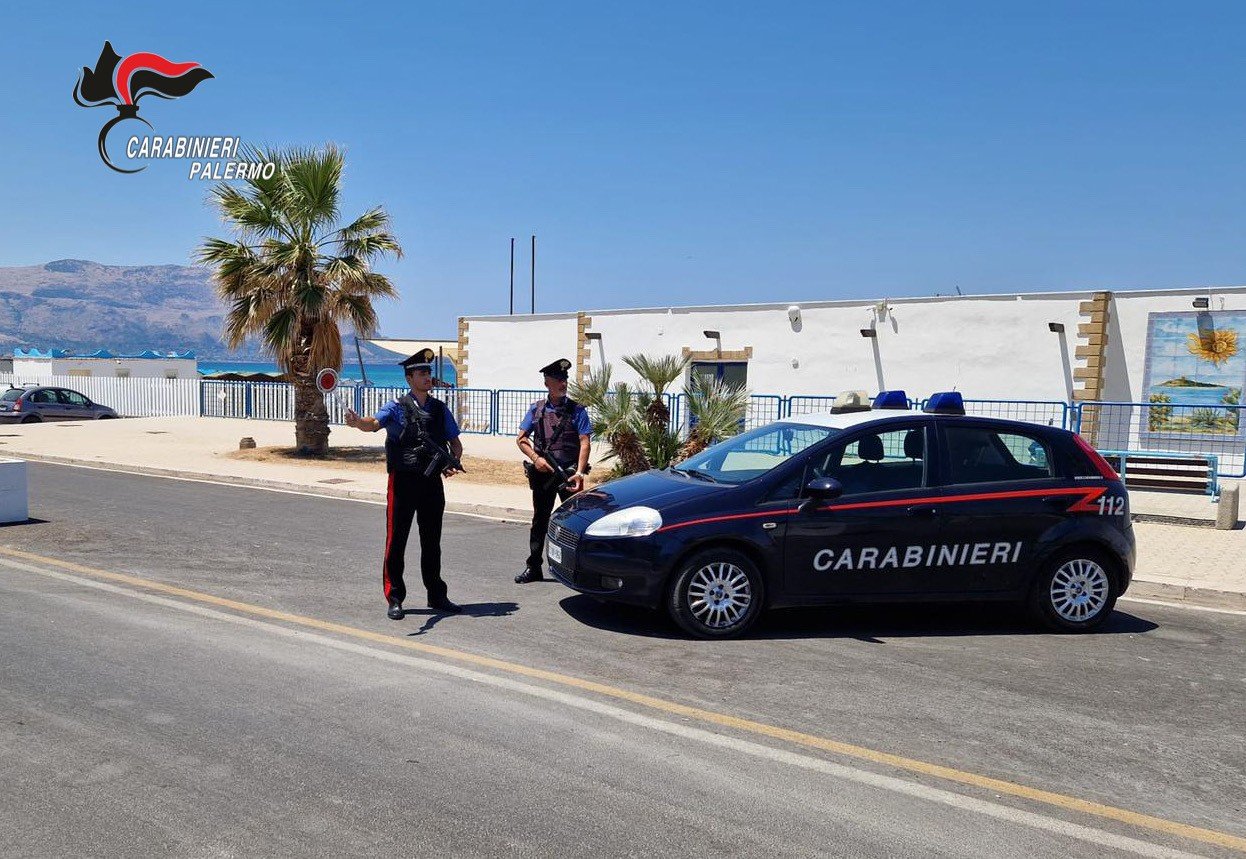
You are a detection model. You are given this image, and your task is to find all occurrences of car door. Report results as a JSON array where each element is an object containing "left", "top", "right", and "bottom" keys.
[
  {"left": 929, "top": 420, "right": 1068, "bottom": 595},
  {"left": 26, "top": 389, "right": 61, "bottom": 420},
  {"left": 54, "top": 389, "right": 85, "bottom": 420},
  {"left": 783, "top": 420, "right": 942, "bottom": 598}
]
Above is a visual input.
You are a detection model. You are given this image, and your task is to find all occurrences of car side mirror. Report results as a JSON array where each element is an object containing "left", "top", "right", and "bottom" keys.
[{"left": 798, "top": 477, "right": 842, "bottom": 513}]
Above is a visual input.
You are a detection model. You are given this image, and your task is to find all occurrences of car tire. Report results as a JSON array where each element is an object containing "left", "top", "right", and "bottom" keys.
[
  {"left": 1028, "top": 547, "right": 1118, "bottom": 632},
  {"left": 96, "top": 414, "right": 115, "bottom": 420},
  {"left": 668, "top": 548, "right": 764, "bottom": 639},
  {"left": 20, "top": 415, "right": 40, "bottom": 424}
]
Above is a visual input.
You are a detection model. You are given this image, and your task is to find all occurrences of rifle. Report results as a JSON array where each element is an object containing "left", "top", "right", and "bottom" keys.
[
  {"left": 527, "top": 438, "right": 583, "bottom": 491},
  {"left": 417, "top": 434, "right": 466, "bottom": 478}
]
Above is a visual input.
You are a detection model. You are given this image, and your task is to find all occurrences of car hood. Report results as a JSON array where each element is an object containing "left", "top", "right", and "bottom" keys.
[{"left": 557, "top": 469, "right": 730, "bottom": 524}]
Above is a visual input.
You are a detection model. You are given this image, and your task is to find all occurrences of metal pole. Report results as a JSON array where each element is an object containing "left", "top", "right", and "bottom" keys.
[
  {"left": 353, "top": 335, "right": 369, "bottom": 386},
  {"left": 530, "top": 234, "right": 536, "bottom": 314},
  {"left": 509, "top": 237, "right": 515, "bottom": 315}
]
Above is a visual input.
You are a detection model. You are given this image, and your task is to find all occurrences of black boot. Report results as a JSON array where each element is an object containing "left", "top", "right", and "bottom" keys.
[
  {"left": 515, "top": 566, "right": 543, "bottom": 584},
  {"left": 387, "top": 601, "right": 404, "bottom": 620},
  {"left": 428, "top": 596, "right": 462, "bottom": 614}
]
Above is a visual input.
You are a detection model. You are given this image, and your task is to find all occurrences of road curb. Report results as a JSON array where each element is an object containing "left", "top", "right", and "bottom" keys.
[
  {"left": 1125, "top": 580, "right": 1246, "bottom": 611},
  {"left": 16, "top": 453, "right": 531, "bottom": 524}
]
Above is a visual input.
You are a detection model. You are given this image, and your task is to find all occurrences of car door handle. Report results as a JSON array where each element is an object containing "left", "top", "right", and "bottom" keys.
[{"left": 906, "top": 505, "right": 939, "bottom": 517}]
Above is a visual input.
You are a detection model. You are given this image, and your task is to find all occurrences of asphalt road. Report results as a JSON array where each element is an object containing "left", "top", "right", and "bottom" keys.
[{"left": 1, "top": 463, "right": 1243, "bottom": 857}]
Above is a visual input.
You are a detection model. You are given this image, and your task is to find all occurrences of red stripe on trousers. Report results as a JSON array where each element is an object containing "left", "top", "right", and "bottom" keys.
[{"left": 382, "top": 473, "right": 395, "bottom": 601}]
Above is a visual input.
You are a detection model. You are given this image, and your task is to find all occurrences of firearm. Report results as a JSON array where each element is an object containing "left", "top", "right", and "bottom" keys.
[
  {"left": 529, "top": 439, "right": 588, "bottom": 491},
  {"left": 418, "top": 435, "right": 465, "bottom": 478}
]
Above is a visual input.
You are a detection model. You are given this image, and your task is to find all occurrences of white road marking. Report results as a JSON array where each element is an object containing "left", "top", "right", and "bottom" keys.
[{"left": 0, "top": 555, "right": 1211, "bottom": 859}]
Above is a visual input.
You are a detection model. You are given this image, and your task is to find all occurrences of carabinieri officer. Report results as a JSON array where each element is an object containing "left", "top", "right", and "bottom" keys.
[
  {"left": 345, "top": 348, "right": 464, "bottom": 619},
  {"left": 514, "top": 358, "right": 592, "bottom": 583}
]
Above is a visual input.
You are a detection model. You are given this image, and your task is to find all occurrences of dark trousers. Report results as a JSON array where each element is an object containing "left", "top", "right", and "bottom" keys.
[
  {"left": 526, "top": 480, "right": 575, "bottom": 570},
  {"left": 383, "top": 471, "right": 448, "bottom": 605}
]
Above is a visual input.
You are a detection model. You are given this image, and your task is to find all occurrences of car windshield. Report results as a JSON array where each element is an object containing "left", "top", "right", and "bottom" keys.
[
  {"left": 1, "top": 389, "right": 22, "bottom": 402},
  {"left": 673, "top": 422, "right": 839, "bottom": 485}
]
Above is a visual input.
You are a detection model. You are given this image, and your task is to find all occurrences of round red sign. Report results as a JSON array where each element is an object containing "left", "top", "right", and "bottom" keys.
[{"left": 315, "top": 368, "right": 339, "bottom": 394}]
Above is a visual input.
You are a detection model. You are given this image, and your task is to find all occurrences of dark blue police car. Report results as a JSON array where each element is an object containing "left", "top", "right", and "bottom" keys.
[{"left": 547, "top": 391, "right": 1135, "bottom": 639}]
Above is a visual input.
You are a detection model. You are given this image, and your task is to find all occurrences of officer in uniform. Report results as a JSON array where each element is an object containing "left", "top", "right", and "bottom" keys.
[
  {"left": 344, "top": 348, "right": 464, "bottom": 619},
  {"left": 515, "top": 358, "right": 592, "bottom": 583}
]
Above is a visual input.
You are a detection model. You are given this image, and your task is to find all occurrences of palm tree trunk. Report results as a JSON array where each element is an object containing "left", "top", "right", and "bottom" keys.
[{"left": 293, "top": 374, "right": 330, "bottom": 455}]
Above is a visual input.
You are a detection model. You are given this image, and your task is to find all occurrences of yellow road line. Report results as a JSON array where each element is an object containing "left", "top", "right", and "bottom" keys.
[{"left": 2, "top": 543, "right": 1242, "bottom": 854}]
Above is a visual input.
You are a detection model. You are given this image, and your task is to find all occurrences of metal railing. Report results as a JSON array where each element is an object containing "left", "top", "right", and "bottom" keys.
[
  {"left": 9, "top": 370, "right": 1240, "bottom": 480},
  {"left": 1075, "top": 401, "right": 1245, "bottom": 479}
]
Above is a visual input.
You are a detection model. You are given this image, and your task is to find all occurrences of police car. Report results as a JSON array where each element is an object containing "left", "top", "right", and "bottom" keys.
[{"left": 546, "top": 391, "right": 1135, "bottom": 639}]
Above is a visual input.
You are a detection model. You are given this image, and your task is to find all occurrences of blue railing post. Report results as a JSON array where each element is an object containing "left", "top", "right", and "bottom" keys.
[{"left": 244, "top": 382, "right": 253, "bottom": 419}]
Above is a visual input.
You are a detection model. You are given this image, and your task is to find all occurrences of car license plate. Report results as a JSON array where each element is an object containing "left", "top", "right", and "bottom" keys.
[{"left": 548, "top": 540, "right": 562, "bottom": 565}]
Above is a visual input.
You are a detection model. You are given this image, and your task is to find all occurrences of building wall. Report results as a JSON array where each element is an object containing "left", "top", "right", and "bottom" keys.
[
  {"left": 464, "top": 286, "right": 1246, "bottom": 402},
  {"left": 12, "top": 357, "right": 199, "bottom": 380},
  {"left": 1104, "top": 291, "right": 1246, "bottom": 403},
  {"left": 464, "top": 314, "right": 580, "bottom": 391}
]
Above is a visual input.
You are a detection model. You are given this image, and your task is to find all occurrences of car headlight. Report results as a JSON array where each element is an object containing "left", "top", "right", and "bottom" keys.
[{"left": 584, "top": 506, "right": 663, "bottom": 538}]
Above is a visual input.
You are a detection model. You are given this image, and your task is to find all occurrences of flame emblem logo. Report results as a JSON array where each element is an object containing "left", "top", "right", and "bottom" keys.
[{"left": 73, "top": 41, "right": 214, "bottom": 173}]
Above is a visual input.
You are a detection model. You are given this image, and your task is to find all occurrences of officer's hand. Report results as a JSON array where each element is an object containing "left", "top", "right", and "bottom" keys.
[
  {"left": 534, "top": 457, "right": 554, "bottom": 474},
  {"left": 567, "top": 474, "right": 585, "bottom": 493},
  {"left": 344, "top": 408, "right": 360, "bottom": 428},
  {"left": 442, "top": 465, "right": 463, "bottom": 478}
]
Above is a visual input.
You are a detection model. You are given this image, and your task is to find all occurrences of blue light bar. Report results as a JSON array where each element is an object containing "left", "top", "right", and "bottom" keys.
[
  {"left": 923, "top": 391, "right": 965, "bottom": 415},
  {"left": 872, "top": 390, "right": 908, "bottom": 410}
]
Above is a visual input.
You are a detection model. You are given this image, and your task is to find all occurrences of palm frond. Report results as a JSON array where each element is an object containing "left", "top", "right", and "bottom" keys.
[{"left": 622, "top": 353, "right": 689, "bottom": 396}]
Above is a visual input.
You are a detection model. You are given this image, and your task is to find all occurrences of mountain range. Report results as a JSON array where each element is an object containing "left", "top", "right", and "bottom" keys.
[{"left": 0, "top": 259, "right": 403, "bottom": 360}]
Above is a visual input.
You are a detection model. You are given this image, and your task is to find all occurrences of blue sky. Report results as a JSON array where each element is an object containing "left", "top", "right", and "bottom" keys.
[{"left": 4, "top": 1, "right": 1246, "bottom": 338}]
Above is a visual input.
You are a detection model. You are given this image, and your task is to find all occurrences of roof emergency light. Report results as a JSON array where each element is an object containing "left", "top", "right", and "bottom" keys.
[
  {"left": 923, "top": 391, "right": 965, "bottom": 415},
  {"left": 872, "top": 390, "right": 908, "bottom": 410},
  {"left": 830, "top": 390, "right": 872, "bottom": 413}
]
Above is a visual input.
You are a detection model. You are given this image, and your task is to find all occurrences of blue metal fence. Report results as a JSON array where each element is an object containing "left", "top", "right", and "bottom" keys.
[{"left": 197, "top": 382, "right": 1246, "bottom": 478}]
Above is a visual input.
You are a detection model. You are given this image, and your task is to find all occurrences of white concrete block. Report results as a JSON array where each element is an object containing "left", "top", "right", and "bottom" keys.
[{"left": 0, "top": 459, "right": 29, "bottom": 523}]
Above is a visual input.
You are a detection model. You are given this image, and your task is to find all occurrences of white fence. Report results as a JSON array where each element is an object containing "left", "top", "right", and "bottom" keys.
[{"left": 0, "top": 372, "right": 200, "bottom": 417}]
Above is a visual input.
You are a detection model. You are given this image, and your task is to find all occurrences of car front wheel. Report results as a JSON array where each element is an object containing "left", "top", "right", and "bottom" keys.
[
  {"left": 20, "top": 415, "right": 40, "bottom": 424},
  {"left": 1029, "top": 548, "right": 1118, "bottom": 632},
  {"left": 668, "top": 548, "right": 764, "bottom": 639}
]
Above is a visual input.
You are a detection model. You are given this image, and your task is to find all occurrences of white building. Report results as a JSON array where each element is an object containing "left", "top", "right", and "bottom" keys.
[
  {"left": 458, "top": 286, "right": 1246, "bottom": 406},
  {"left": 11, "top": 348, "right": 199, "bottom": 382}
]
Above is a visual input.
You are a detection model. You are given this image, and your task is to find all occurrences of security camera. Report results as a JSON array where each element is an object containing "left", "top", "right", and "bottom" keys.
[{"left": 787, "top": 305, "right": 801, "bottom": 323}]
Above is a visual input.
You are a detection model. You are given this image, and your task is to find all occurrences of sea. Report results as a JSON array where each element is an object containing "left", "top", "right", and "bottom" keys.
[
  {"left": 198, "top": 360, "right": 411, "bottom": 388},
  {"left": 1146, "top": 384, "right": 1238, "bottom": 407}
]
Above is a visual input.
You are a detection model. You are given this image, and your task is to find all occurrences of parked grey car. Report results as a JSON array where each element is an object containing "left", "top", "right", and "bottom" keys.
[{"left": 0, "top": 386, "right": 119, "bottom": 423}]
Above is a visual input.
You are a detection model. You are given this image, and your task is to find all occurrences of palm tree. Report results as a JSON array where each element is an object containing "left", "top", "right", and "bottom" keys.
[
  {"left": 674, "top": 374, "right": 751, "bottom": 462},
  {"left": 572, "top": 355, "right": 749, "bottom": 475},
  {"left": 622, "top": 353, "right": 688, "bottom": 430},
  {"left": 571, "top": 367, "right": 649, "bottom": 474},
  {"left": 197, "top": 145, "right": 402, "bottom": 455}
]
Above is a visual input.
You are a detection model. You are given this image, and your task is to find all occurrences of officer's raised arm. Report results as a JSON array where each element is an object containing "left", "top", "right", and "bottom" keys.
[{"left": 344, "top": 407, "right": 382, "bottom": 432}]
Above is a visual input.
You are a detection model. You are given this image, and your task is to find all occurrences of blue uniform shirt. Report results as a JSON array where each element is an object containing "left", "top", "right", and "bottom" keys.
[
  {"left": 520, "top": 398, "right": 592, "bottom": 436},
  {"left": 375, "top": 396, "right": 461, "bottom": 442}
]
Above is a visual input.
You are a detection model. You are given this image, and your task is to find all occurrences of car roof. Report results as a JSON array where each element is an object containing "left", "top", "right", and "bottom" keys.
[{"left": 783, "top": 409, "right": 1060, "bottom": 433}]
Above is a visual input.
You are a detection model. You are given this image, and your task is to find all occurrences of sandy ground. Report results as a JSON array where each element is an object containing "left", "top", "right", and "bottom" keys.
[
  {"left": 227, "top": 446, "right": 610, "bottom": 487},
  {"left": 227, "top": 446, "right": 530, "bottom": 485}
]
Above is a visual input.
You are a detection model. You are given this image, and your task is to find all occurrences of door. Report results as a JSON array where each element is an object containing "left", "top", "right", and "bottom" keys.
[
  {"left": 25, "top": 389, "right": 61, "bottom": 420},
  {"left": 930, "top": 421, "right": 1067, "bottom": 595},
  {"left": 783, "top": 421, "right": 940, "bottom": 598},
  {"left": 54, "top": 389, "right": 88, "bottom": 420}
]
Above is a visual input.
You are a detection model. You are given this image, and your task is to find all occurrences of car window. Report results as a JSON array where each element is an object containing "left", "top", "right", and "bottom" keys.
[
  {"left": 677, "top": 422, "right": 840, "bottom": 485},
  {"left": 29, "top": 390, "right": 54, "bottom": 404},
  {"left": 809, "top": 426, "right": 927, "bottom": 496},
  {"left": 0, "top": 390, "right": 21, "bottom": 402},
  {"left": 944, "top": 426, "right": 1054, "bottom": 484},
  {"left": 60, "top": 390, "right": 90, "bottom": 406}
]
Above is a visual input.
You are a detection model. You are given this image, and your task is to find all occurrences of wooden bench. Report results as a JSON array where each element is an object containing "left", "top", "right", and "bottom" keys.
[{"left": 1099, "top": 451, "right": 1219, "bottom": 497}]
